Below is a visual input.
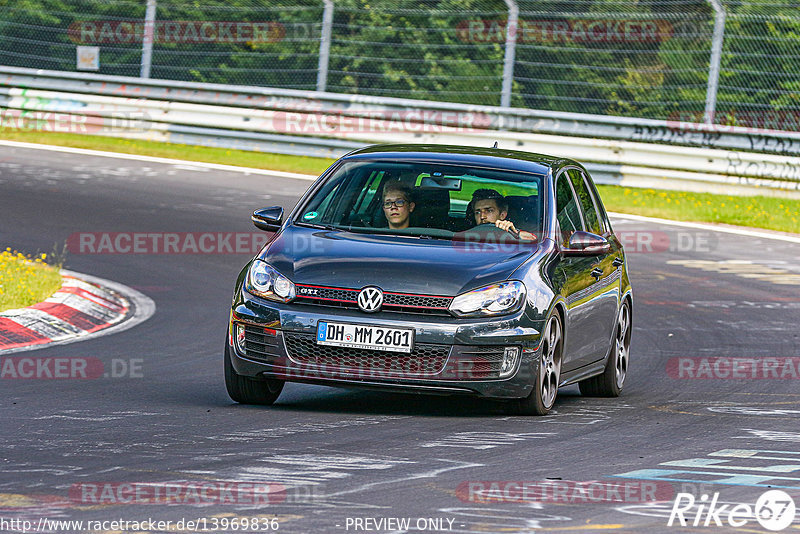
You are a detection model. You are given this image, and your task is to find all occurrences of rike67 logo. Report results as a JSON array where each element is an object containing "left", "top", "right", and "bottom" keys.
[{"left": 668, "top": 490, "right": 796, "bottom": 531}]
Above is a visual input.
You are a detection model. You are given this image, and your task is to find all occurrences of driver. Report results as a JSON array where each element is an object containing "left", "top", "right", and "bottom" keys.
[
  {"left": 382, "top": 182, "right": 416, "bottom": 230},
  {"left": 469, "top": 189, "right": 536, "bottom": 241}
]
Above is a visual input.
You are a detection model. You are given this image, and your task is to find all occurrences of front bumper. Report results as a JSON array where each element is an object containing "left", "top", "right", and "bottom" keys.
[{"left": 228, "top": 292, "right": 544, "bottom": 399}]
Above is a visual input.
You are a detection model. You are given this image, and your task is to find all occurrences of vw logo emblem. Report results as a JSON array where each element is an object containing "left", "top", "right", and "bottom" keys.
[{"left": 357, "top": 286, "right": 383, "bottom": 313}]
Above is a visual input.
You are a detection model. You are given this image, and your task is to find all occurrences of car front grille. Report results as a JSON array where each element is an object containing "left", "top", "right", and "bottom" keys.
[
  {"left": 283, "top": 332, "right": 451, "bottom": 377},
  {"left": 294, "top": 285, "right": 452, "bottom": 316},
  {"left": 242, "top": 325, "right": 515, "bottom": 381}
]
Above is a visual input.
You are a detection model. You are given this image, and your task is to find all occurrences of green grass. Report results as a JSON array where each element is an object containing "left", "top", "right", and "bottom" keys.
[
  {"left": 0, "top": 249, "right": 63, "bottom": 312},
  {"left": 2, "top": 129, "right": 799, "bottom": 234},
  {"left": 596, "top": 185, "right": 800, "bottom": 234}
]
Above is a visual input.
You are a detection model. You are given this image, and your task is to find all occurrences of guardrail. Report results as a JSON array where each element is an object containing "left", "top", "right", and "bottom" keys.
[{"left": 1, "top": 66, "right": 800, "bottom": 197}]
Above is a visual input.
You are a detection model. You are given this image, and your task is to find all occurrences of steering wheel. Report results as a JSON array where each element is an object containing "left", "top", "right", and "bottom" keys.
[
  {"left": 346, "top": 213, "right": 374, "bottom": 228},
  {"left": 472, "top": 222, "right": 519, "bottom": 237},
  {"left": 454, "top": 223, "right": 519, "bottom": 242}
]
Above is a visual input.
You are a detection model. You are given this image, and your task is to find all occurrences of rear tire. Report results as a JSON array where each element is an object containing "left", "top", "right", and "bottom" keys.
[
  {"left": 509, "top": 312, "right": 563, "bottom": 415},
  {"left": 224, "top": 341, "right": 284, "bottom": 405},
  {"left": 579, "top": 300, "right": 631, "bottom": 397}
]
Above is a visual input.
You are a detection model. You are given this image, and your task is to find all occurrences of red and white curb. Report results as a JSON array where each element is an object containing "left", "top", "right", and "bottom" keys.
[{"left": 0, "top": 269, "right": 155, "bottom": 354}]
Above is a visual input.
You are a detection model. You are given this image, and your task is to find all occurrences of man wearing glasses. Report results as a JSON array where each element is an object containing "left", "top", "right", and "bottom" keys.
[{"left": 382, "top": 182, "right": 416, "bottom": 230}]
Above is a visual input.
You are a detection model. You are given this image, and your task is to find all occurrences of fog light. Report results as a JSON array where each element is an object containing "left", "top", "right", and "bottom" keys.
[
  {"left": 235, "top": 323, "right": 247, "bottom": 354},
  {"left": 500, "top": 347, "right": 520, "bottom": 378}
]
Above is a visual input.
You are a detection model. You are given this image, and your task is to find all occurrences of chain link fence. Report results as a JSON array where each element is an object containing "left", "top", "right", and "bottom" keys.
[{"left": 1, "top": 0, "right": 799, "bottom": 130}]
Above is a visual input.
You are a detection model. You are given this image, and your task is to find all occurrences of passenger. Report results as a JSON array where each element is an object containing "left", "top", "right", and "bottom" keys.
[
  {"left": 469, "top": 189, "right": 536, "bottom": 241},
  {"left": 382, "top": 182, "right": 416, "bottom": 230}
]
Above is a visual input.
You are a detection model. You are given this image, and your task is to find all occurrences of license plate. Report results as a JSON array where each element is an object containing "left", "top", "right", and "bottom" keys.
[{"left": 316, "top": 321, "right": 414, "bottom": 353}]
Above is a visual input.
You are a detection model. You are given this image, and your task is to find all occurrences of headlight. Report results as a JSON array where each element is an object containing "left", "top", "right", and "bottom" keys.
[
  {"left": 245, "top": 260, "right": 295, "bottom": 302},
  {"left": 449, "top": 281, "right": 526, "bottom": 317}
]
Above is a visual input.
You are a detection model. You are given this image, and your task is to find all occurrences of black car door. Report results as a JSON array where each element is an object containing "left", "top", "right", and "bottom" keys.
[{"left": 568, "top": 169, "right": 620, "bottom": 365}]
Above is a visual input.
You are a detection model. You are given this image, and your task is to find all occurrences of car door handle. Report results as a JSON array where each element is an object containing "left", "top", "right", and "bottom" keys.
[
  {"left": 612, "top": 257, "right": 624, "bottom": 267},
  {"left": 590, "top": 267, "right": 603, "bottom": 279}
]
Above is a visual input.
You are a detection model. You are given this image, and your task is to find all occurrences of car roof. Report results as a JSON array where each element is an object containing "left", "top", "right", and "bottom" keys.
[{"left": 342, "top": 144, "right": 565, "bottom": 176}]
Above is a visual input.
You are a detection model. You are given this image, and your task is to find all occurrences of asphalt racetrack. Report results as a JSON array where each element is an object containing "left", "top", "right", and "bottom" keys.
[{"left": 2, "top": 144, "right": 800, "bottom": 533}]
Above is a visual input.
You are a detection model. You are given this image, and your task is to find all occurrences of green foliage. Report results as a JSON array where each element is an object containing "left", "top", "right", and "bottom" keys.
[
  {"left": 0, "top": 1, "right": 799, "bottom": 124},
  {"left": 0, "top": 249, "right": 63, "bottom": 313},
  {"left": 596, "top": 185, "right": 800, "bottom": 234}
]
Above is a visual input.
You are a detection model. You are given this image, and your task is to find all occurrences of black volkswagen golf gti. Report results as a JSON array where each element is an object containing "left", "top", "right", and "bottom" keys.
[{"left": 226, "top": 144, "right": 632, "bottom": 415}]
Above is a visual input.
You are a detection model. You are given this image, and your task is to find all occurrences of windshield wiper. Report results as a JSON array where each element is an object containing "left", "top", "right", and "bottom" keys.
[
  {"left": 416, "top": 234, "right": 451, "bottom": 240},
  {"left": 296, "top": 222, "right": 339, "bottom": 230},
  {"left": 342, "top": 226, "right": 396, "bottom": 236}
]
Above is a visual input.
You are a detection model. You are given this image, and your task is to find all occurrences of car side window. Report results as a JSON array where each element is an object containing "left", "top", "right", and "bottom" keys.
[
  {"left": 586, "top": 175, "right": 612, "bottom": 235},
  {"left": 567, "top": 169, "right": 602, "bottom": 235},
  {"left": 555, "top": 172, "right": 582, "bottom": 241}
]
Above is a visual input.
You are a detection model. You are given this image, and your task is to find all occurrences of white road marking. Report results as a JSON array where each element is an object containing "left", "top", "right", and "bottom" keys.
[
  {"left": 537, "top": 404, "right": 636, "bottom": 425},
  {"left": 737, "top": 429, "right": 800, "bottom": 442},
  {"left": 437, "top": 506, "right": 571, "bottom": 532},
  {"left": 209, "top": 417, "right": 408, "bottom": 441},
  {"left": 707, "top": 406, "right": 800, "bottom": 417},
  {"left": 421, "top": 432, "right": 554, "bottom": 450},
  {"left": 324, "top": 459, "right": 483, "bottom": 499},
  {"left": 609, "top": 211, "right": 800, "bottom": 244},
  {"left": 0, "top": 139, "right": 319, "bottom": 181},
  {"left": 225, "top": 452, "right": 418, "bottom": 491}
]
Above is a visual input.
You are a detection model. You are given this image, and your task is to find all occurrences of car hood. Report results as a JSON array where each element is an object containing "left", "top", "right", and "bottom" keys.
[{"left": 260, "top": 225, "right": 537, "bottom": 296}]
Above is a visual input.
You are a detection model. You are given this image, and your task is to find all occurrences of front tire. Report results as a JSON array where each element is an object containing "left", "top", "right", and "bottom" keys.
[
  {"left": 224, "top": 341, "right": 284, "bottom": 405},
  {"left": 510, "top": 312, "right": 563, "bottom": 415},
  {"left": 579, "top": 300, "right": 631, "bottom": 397}
]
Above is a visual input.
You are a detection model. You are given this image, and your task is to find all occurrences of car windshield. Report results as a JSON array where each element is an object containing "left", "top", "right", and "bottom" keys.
[{"left": 295, "top": 160, "right": 544, "bottom": 241}]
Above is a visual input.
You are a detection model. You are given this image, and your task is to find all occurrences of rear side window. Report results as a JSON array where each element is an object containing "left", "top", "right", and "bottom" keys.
[
  {"left": 567, "top": 169, "right": 602, "bottom": 235},
  {"left": 555, "top": 172, "right": 582, "bottom": 241}
]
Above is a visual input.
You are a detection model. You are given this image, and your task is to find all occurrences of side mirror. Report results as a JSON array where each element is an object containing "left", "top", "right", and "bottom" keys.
[
  {"left": 252, "top": 206, "right": 283, "bottom": 232},
  {"left": 564, "top": 231, "right": 610, "bottom": 256}
]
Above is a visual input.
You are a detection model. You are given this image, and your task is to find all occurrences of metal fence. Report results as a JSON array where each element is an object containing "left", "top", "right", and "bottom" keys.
[
  {"left": 1, "top": 0, "right": 799, "bottom": 131},
  {"left": 3, "top": 66, "right": 800, "bottom": 198}
]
